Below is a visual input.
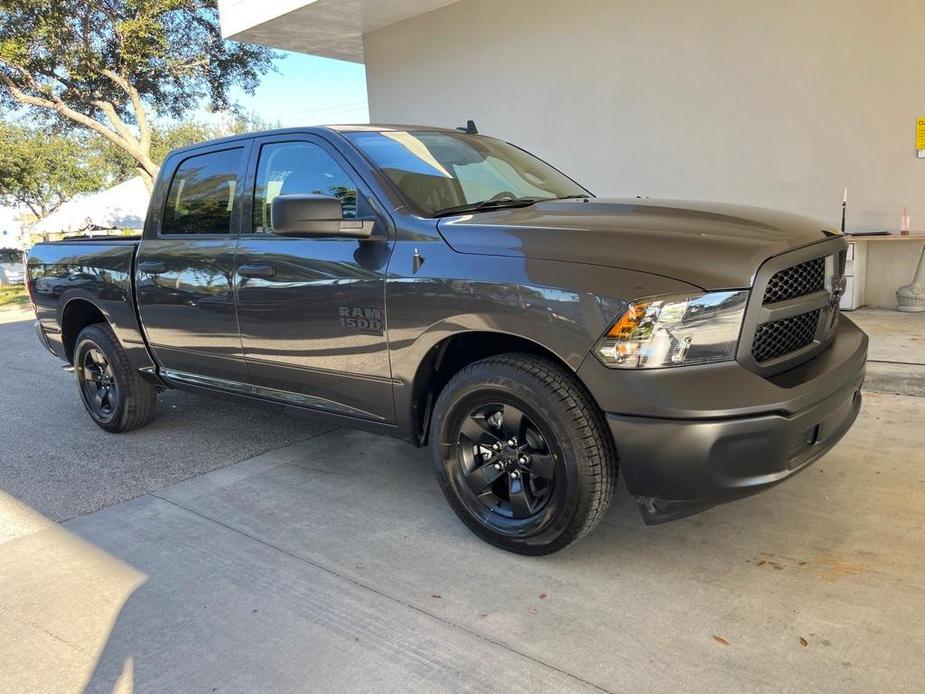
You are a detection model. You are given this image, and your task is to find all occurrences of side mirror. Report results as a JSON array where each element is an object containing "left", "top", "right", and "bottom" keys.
[{"left": 271, "top": 194, "right": 374, "bottom": 238}]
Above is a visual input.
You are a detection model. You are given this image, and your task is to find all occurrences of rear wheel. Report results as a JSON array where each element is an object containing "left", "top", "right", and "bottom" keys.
[
  {"left": 430, "top": 353, "right": 618, "bottom": 555},
  {"left": 74, "top": 323, "right": 157, "bottom": 433}
]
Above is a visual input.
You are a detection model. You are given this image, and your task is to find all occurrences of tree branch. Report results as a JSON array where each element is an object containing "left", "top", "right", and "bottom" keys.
[
  {"left": 0, "top": 71, "right": 157, "bottom": 179},
  {"left": 101, "top": 68, "right": 151, "bottom": 151},
  {"left": 1, "top": 74, "right": 120, "bottom": 147},
  {"left": 168, "top": 57, "right": 210, "bottom": 76}
]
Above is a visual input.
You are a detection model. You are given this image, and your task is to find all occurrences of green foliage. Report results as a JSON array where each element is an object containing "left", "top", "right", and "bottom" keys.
[
  {"left": 152, "top": 113, "right": 277, "bottom": 163},
  {"left": 0, "top": 0, "right": 277, "bottom": 182},
  {"left": 98, "top": 113, "right": 278, "bottom": 180},
  {"left": 0, "top": 284, "right": 29, "bottom": 310},
  {"left": 0, "top": 123, "right": 117, "bottom": 216}
]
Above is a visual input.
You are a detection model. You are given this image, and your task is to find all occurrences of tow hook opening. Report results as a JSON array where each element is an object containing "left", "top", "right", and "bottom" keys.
[{"left": 636, "top": 496, "right": 717, "bottom": 525}]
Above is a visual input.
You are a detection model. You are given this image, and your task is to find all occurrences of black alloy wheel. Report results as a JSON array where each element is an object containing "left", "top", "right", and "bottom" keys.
[
  {"left": 457, "top": 403, "right": 557, "bottom": 521},
  {"left": 74, "top": 322, "right": 157, "bottom": 433},
  {"left": 431, "top": 353, "right": 618, "bottom": 555},
  {"left": 78, "top": 345, "right": 119, "bottom": 422}
]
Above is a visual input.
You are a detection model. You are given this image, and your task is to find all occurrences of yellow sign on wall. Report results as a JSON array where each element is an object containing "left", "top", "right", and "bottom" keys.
[{"left": 917, "top": 117, "right": 925, "bottom": 151}]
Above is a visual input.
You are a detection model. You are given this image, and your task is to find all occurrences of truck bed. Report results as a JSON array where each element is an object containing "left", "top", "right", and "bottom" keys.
[{"left": 27, "top": 239, "right": 150, "bottom": 370}]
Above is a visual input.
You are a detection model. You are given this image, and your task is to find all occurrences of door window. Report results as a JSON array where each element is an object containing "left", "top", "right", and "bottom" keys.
[
  {"left": 252, "top": 141, "right": 370, "bottom": 234},
  {"left": 161, "top": 148, "right": 244, "bottom": 235}
]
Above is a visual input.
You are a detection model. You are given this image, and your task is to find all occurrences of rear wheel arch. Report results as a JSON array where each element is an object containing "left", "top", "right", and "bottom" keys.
[
  {"left": 410, "top": 330, "right": 602, "bottom": 445},
  {"left": 60, "top": 298, "right": 108, "bottom": 363}
]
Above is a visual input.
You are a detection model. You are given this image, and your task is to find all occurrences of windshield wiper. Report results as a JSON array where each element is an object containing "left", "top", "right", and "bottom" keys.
[
  {"left": 432, "top": 196, "right": 545, "bottom": 217},
  {"left": 556, "top": 194, "right": 593, "bottom": 200}
]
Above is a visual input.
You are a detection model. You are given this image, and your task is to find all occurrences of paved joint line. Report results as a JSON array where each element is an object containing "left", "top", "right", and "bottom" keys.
[
  {"left": 867, "top": 358, "right": 925, "bottom": 366},
  {"left": 149, "top": 493, "right": 614, "bottom": 694},
  {"left": 0, "top": 603, "right": 93, "bottom": 658}
]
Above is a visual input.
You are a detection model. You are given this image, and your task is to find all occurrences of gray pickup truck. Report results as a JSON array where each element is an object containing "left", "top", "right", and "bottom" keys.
[{"left": 27, "top": 124, "right": 867, "bottom": 554}]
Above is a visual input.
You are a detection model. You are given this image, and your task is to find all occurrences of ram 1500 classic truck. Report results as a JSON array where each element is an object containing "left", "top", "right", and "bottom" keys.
[{"left": 27, "top": 125, "right": 867, "bottom": 554}]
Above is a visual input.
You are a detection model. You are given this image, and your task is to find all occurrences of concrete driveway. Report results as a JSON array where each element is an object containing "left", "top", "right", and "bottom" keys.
[{"left": 2, "top": 309, "right": 924, "bottom": 693}]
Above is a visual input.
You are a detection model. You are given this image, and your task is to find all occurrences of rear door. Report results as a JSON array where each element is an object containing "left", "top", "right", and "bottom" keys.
[
  {"left": 234, "top": 134, "right": 395, "bottom": 422},
  {"left": 136, "top": 144, "right": 250, "bottom": 384}
]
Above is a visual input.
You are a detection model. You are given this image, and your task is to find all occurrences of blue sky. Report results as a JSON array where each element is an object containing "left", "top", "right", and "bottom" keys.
[{"left": 229, "top": 51, "right": 370, "bottom": 127}]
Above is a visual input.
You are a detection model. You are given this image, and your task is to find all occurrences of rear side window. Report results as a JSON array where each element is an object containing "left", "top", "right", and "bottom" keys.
[{"left": 161, "top": 148, "right": 244, "bottom": 235}]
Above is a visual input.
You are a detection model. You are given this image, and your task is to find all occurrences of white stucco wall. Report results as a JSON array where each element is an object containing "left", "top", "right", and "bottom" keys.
[{"left": 364, "top": 0, "right": 925, "bottom": 236}]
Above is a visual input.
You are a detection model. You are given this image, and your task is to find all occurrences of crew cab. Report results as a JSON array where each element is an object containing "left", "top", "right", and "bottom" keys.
[{"left": 27, "top": 125, "right": 867, "bottom": 554}]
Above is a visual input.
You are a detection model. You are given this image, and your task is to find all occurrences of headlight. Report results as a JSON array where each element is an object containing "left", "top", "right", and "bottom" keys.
[{"left": 594, "top": 290, "right": 749, "bottom": 368}]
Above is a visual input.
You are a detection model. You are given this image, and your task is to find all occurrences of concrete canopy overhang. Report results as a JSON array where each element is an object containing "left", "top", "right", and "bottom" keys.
[{"left": 218, "top": 0, "right": 460, "bottom": 63}]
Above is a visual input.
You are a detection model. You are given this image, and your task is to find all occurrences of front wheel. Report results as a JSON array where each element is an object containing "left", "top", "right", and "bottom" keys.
[
  {"left": 74, "top": 322, "right": 157, "bottom": 433},
  {"left": 430, "top": 354, "right": 618, "bottom": 555}
]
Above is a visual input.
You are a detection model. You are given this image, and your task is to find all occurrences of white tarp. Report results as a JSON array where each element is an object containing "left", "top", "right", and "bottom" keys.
[{"left": 31, "top": 177, "right": 149, "bottom": 234}]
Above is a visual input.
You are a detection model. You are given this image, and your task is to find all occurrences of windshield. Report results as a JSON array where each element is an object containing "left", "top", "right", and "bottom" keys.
[{"left": 345, "top": 130, "right": 590, "bottom": 217}]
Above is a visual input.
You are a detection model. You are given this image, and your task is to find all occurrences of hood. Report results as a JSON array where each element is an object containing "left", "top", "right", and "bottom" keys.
[{"left": 437, "top": 198, "right": 842, "bottom": 289}]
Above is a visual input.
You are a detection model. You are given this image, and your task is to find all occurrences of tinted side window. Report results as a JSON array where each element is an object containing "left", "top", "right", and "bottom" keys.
[
  {"left": 252, "top": 141, "right": 370, "bottom": 234},
  {"left": 161, "top": 148, "right": 244, "bottom": 235}
]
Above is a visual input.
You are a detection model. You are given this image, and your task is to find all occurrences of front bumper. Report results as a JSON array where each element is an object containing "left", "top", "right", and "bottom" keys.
[{"left": 579, "top": 317, "right": 868, "bottom": 523}]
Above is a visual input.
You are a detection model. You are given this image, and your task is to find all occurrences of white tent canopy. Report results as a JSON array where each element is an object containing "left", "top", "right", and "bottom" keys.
[
  {"left": 0, "top": 206, "right": 29, "bottom": 249},
  {"left": 32, "top": 177, "right": 149, "bottom": 235}
]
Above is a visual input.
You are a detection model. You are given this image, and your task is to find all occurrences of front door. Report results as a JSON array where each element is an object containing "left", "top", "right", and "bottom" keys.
[
  {"left": 234, "top": 135, "right": 395, "bottom": 422},
  {"left": 136, "top": 145, "right": 250, "bottom": 384}
]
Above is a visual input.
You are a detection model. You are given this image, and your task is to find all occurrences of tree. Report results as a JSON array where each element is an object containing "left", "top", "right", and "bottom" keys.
[
  {"left": 0, "top": 1, "right": 276, "bottom": 189},
  {"left": 96, "top": 112, "right": 277, "bottom": 182},
  {"left": 0, "top": 123, "right": 115, "bottom": 217}
]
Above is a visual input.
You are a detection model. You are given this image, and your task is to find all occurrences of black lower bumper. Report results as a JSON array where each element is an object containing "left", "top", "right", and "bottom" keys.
[{"left": 598, "top": 319, "right": 867, "bottom": 524}]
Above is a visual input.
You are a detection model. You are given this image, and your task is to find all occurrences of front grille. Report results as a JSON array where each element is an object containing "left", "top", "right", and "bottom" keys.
[
  {"left": 763, "top": 257, "right": 825, "bottom": 304},
  {"left": 751, "top": 309, "right": 821, "bottom": 363},
  {"left": 837, "top": 249, "right": 847, "bottom": 276}
]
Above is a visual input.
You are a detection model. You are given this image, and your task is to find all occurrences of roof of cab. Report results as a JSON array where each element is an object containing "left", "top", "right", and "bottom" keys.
[{"left": 165, "top": 123, "right": 464, "bottom": 159}]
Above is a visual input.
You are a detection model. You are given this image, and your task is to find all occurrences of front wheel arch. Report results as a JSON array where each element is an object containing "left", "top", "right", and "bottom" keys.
[{"left": 409, "top": 330, "right": 595, "bottom": 446}]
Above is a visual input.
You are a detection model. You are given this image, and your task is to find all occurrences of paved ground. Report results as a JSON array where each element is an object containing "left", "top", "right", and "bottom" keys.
[
  {"left": 0, "top": 311, "right": 333, "bottom": 523},
  {"left": 1, "top": 308, "right": 924, "bottom": 692},
  {"left": 849, "top": 308, "right": 925, "bottom": 397}
]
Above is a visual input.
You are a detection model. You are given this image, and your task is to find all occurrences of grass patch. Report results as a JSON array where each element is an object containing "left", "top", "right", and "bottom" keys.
[{"left": 0, "top": 284, "right": 29, "bottom": 310}]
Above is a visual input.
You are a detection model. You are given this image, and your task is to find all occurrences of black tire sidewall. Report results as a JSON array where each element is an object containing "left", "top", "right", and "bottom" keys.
[{"left": 432, "top": 361, "right": 596, "bottom": 553}]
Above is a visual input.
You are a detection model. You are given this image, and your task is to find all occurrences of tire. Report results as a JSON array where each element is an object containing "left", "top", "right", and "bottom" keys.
[
  {"left": 430, "top": 353, "right": 618, "bottom": 555},
  {"left": 74, "top": 322, "right": 157, "bottom": 433}
]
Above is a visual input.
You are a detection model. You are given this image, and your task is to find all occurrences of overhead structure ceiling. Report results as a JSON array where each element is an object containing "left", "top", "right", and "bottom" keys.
[{"left": 219, "top": 0, "right": 460, "bottom": 63}]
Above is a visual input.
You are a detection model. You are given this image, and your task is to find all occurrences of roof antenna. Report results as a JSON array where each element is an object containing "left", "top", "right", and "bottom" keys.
[
  {"left": 841, "top": 187, "right": 847, "bottom": 233},
  {"left": 456, "top": 119, "right": 478, "bottom": 135}
]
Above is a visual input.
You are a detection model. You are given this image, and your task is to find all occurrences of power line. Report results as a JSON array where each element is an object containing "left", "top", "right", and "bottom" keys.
[{"left": 275, "top": 100, "right": 369, "bottom": 119}]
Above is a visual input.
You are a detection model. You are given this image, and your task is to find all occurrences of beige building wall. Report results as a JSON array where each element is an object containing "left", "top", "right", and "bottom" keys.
[{"left": 364, "top": 0, "right": 925, "bottom": 304}]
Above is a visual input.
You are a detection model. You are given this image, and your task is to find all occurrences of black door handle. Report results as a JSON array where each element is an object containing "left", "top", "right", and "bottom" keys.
[
  {"left": 138, "top": 260, "right": 166, "bottom": 274},
  {"left": 238, "top": 263, "right": 276, "bottom": 279}
]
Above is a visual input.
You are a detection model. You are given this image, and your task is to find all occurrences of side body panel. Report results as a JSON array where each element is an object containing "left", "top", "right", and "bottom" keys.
[
  {"left": 383, "top": 216, "right": 700, "bottom": 439},
  {"left": 135, "top": 237, "right": 243, "bottom": 381},
  {"left": 233, "top": 133, "right": 397, "bottom": 422},
  {"left": 134, "top": 142, "right": 252, "bottom": 383},
  {"left": 234, "top": 235, "right": 395, "bottom": 421}
]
